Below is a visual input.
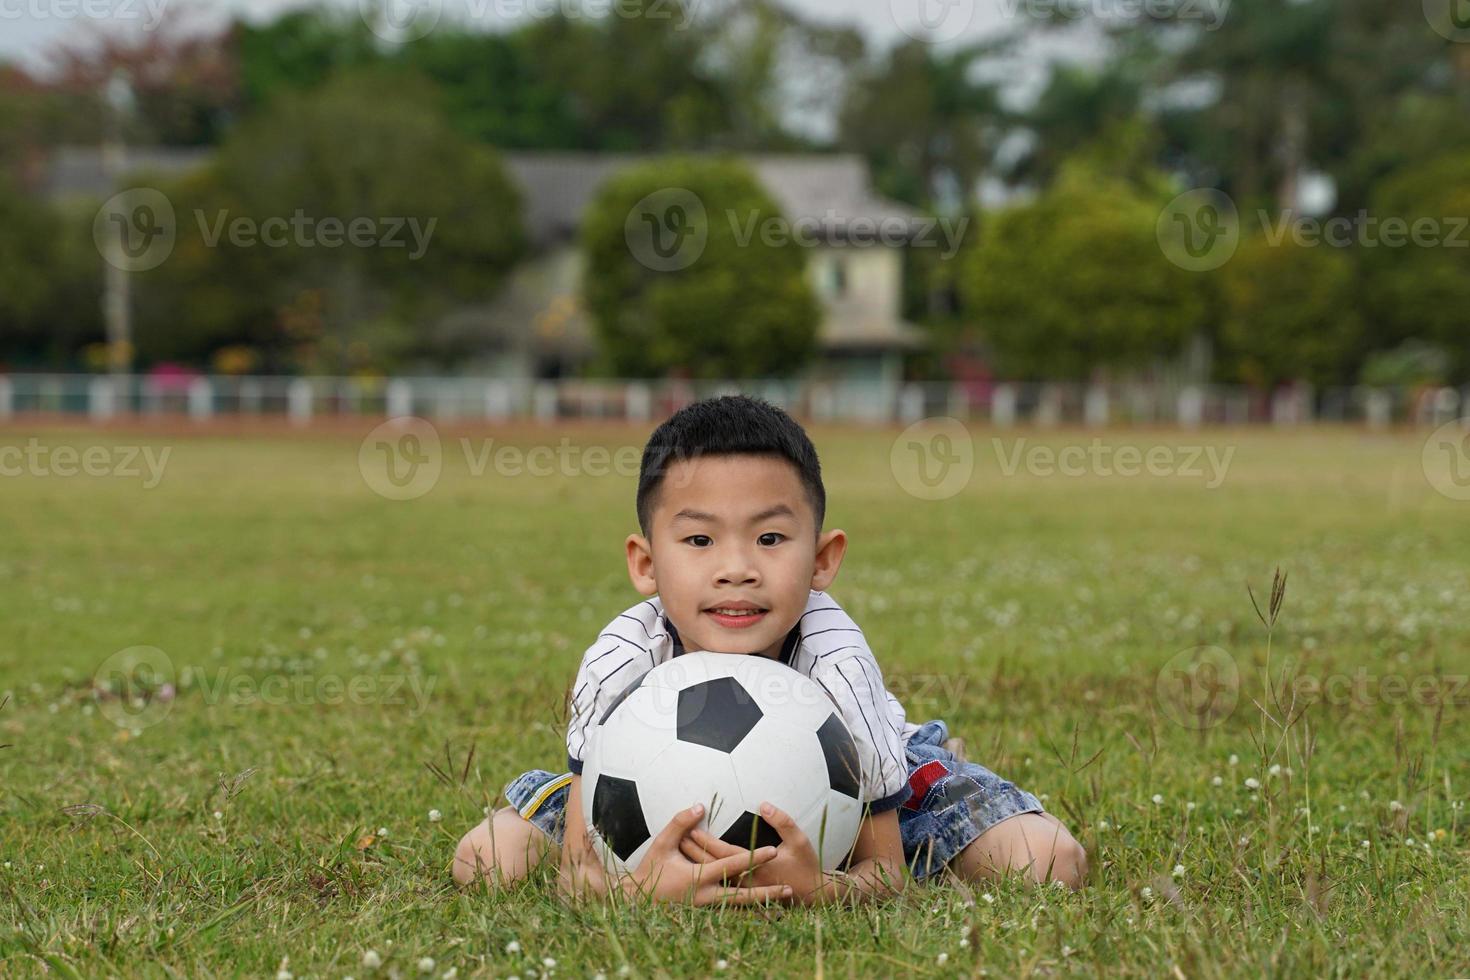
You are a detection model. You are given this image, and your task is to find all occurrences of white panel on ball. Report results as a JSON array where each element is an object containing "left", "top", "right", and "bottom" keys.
[
  {"left": 638, "top": 738, "right": 746, "bottom": 842},
  {"left": 727, "top": 718, "right": 829, "bottom": 823}
]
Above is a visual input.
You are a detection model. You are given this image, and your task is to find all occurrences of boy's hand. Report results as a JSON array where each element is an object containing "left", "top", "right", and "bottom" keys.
[
  {"left": 623, "top": 803, "right": 792, "bottom": 907},
  {"left": 680, "top": 802, "right": 824, "bottom": 902}
]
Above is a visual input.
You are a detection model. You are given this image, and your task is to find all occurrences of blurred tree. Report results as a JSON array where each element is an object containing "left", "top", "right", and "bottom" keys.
[
  {"left": 520, "top": 2, "right": 728, "bottom": 151},
  {"left": 235, "top": 9, "right": 383, "bottom": 111},
  {"left": 0, "top": 176, "right": 60, "bottom": 341},
  {"left": 44, "top": 15, "right": 240, "bottom": 145},
  {"left": 1215, "top": 235, "right": 1362, "bottom": 387},
  {"left": 1358, "top": 151, "right": 1470, "bottom": 380},
  {"left": 135, "top": 72, "right": 525, "bottom": 372},
  {"left": 698, "top": 0, "right": 865, "bottom": 151},
  {"left": 581, "top": 157, "right": 819, "bottom": 378},
  {"left": 394, "top": 28, "right": 583, "bottom": 148},
  {"left": 838, "top": 38, "right": 1009, "bottom": 212},
  {"left": 960, "top": 161, "right": 1204, "bottom": 380},
  {"left": 1007, "top": 59, "right": 1147, "bottom": 188}
]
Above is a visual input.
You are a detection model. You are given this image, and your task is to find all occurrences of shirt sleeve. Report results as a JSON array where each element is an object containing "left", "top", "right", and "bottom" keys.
[
  {"left": 810, "top": 651, "right": 912, "bottom": 813},
  {"left": 564, "top": 636, "right": 653, "bottom": 775}
]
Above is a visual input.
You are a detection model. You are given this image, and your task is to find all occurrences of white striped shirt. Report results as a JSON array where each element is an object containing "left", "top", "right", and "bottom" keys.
[{"left": 565, "top": 590, "right": 919, "bottom": 813}]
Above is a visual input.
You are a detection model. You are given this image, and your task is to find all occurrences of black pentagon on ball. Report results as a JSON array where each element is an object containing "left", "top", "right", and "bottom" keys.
[
  {"left": 719, "top": 811, "right": 783, "bottom": 852},
  {"left": 590, "top": 773, "right": 649, "bottom": 862},
  {"left": 817, "top": 712, "right": 861, "bottom": 799},
  {"left": 599, "top": 672, "right": 645, "bottom": 725},
  {"left": 676, "top": 676, "right": 763, "bottom": 753}
]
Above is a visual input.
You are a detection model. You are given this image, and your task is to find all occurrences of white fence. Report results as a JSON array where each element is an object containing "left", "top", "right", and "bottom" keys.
[{"left": 0, "top": 374, "right": 1465, "bottom": 428}]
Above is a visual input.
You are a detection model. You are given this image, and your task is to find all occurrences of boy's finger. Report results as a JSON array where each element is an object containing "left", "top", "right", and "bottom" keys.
[
  {"left": 709, "top": 848, "right": 775, "bottom": 880},
  {"left": 651, "top": 804, "right": 705, "bottom": 850},
  {"left": 690, "top": 829, "right": 746, "bottom": 858},
  {"left": 679, "top": 837, "right": 718, "bottom": 865},
  {"left": 759, "top": 803, "right": 809, "bottom": 846}
]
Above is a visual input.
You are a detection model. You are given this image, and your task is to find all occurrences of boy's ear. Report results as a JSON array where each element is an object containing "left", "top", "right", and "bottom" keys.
[
  {"left": 810, "top": 528, "right": 847, "bottom": 592},
  {"left": 625, "top": 533, "right": 658, "bottom": 596}
]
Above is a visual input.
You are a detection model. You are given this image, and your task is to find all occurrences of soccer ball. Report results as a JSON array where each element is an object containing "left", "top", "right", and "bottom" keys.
[{"left": 581, "top": 651, "right": 865, "bottom": 875}]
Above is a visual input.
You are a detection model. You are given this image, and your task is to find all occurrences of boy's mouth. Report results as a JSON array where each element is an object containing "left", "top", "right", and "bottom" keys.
[{"left": 704, "top": 601, "right": 769, "bottom": 629}]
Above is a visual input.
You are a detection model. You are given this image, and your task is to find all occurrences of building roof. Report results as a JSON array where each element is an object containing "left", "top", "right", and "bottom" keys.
[
  {"left": 502, "top": 152, "right": 924, "bottom": 248},
  {"left": 44, "top": 145, "right": 214, "bottom": 200}
]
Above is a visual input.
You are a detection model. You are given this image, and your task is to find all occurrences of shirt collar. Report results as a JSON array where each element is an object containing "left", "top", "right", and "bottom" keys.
[{"left": 663, "top": 613, "right": 801, "bottom": 666}]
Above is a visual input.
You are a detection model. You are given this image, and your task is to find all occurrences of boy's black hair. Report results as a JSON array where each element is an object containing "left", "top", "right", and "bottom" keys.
[{"left": 636, "top": 395, "right": 826, "bottom": 538}]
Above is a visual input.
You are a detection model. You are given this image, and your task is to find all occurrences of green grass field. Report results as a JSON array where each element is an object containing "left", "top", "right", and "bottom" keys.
[{"left": 1, "top": 421, "right": 1467, "bottom": 978}]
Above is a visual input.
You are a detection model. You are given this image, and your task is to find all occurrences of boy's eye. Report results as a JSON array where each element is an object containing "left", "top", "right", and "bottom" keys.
[
  {"left": 685, "top": 535, "right": 713, "bottom": 547},
  {"left": 758, "top": 532, "right": 785, "bottom": 546}
]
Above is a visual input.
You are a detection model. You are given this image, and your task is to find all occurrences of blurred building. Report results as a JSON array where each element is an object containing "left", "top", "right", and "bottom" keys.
[{"left": 46, "top": 147, "right": 927, "bottom": 384}]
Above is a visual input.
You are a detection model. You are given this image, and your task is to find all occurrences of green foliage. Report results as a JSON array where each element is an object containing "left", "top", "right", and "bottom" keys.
[
  {"left": 234, "top": 8, "right": 385, "bottom": 110},
  {"left": 961, "top": 165, "right": 1205, "bottom": 380},
  {"left": 1358, "top": 151, "right": 1470, "bottom": 378},
  {"left": 136, "top": 71, "right": 525, "bottom": 372},
  {"left": 581, "top": 157, "right": 819, "bottom": 379},
  {"left": 1215, "top": 234, "right": 1362, "bottom": 387},
  {"left": 839, "top": 39, "right": 1005, "bottom": 211}
]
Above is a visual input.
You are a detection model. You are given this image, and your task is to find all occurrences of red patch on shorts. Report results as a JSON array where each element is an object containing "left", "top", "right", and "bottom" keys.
[{"left": 903, "top": 759, "right": 951, "bottom": 811}]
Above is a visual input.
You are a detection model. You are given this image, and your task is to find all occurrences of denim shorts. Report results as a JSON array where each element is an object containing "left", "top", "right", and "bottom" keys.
[{"left": 502, "top": 718, "right": 1044, "bottom": 881}]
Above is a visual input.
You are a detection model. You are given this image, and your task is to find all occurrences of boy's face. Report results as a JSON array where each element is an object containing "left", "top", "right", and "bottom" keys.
[{"left": 625, "top": 454, "right": 846, "bottom": 660}]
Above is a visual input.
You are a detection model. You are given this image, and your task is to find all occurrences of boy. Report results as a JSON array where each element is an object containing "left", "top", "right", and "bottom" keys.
[{"left": 454, "top": 396, "right": 1086, "bottom": 905}]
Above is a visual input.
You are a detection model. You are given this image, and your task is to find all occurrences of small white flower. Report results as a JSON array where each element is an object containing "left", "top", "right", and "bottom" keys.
[
  {"left": 276, "top": 971, "right": 292, "bottom": 980},
  {"left": 959, "top": 936, "right": 970, "bottom": 948},
  {"left": 441, "top": 970, "right": 457, "bottom": 980},
  {"left": 981, "top": 892, "right": 995, "bottom": 904},
  {"left": 715, "top": 960, "right": 729, "bottom": 971},
  {"left": 1211, "top": 776, "right": 1223, "bottom": 787},
  {"left": 428, "top": 809, "right": 442, "bottom": 823},
  {"left": 1268, "top": 764, "right": 1282, "bottom": 777},
  {"left": 362, "top": 950, "right": 382, "bottom": 969},
  {"left": 417, "top": 957, "right": 435, "bottom": 974},
  {"left": 1229, "top": 754, "right": 1239, "bottom": 766},
  {"left": 937, "top": 953, "right": 949, "bottom": 965},
  {"left": 1151, "top": 794, "right": 1164, "bottom": 805},
  {"left": 1186, "top": 802, "right": 1196, "bottom": 812},
  {"left": 1338, "top": 804, "right": 1347, "bottom": 812},
  {"left": 1061, "top": 945, "right": 1074, "bottom": 957},
  {"left": 1238, "top": 836, "right": 1249, "bottom": 846},
  {"left": 1406, "top": 837, "right": 1416, "bottom": 846},
  {"left": 1389, "top": 800, "right": 1404, "bottom": 813},
  {"left": 592, "top": 974, "right": 606, "bottom": 980},
  {"left": 1140, "top": 886, "right": 1153, "bottom": 900},
  {"left": 505, "top": 940, "right": 521, "bottom": 954},
  {"left": 212, "top": 811, "right": 223, "bottom": 821},
  {"left": 1244, "top": 778, "right": 1260, "bottom": 790},
  {"left": 1172, "top": 864, "right": 1185, "bottom": 878},
  {"left": 378, "top": 826, "right": 389, "bottom": 837},
  {"left": 619, "top": 967, "right": 631, "bottom": 977},
  {"left": 1097, "top": 819, "right": 1110, "bottom": 831},
  {"left": 542, "top": 957, "right": 557, "bottom": 969},
  {"left": 1361, "top": 840, "right": 1370, "bottom": 849}
]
